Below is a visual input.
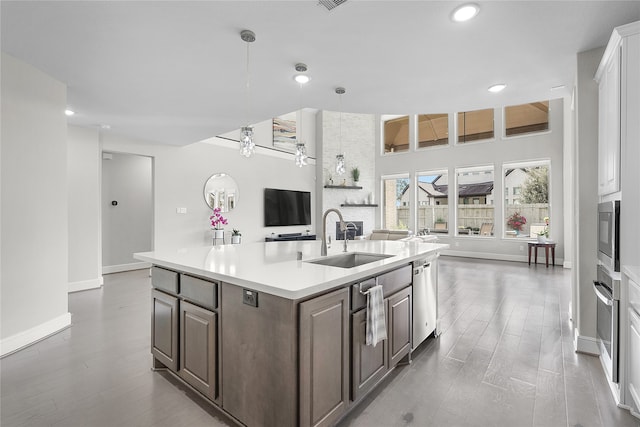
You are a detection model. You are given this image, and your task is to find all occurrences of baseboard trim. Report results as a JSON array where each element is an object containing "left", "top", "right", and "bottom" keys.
[
  {"left": 1, "top": 312, "right": 72, "bottom": 357},
  {"left": 441, "top": 249, "right": 564, "bottom": 266},
  {"left": 563, "top": 261, "right": 573, "bottom": 269},
  {"left": 68, "top": 277, "right": 102, "bottom": 293},
  {"left": 103, "top": 262, "right": 151, "bottom": 275},
  {"left": 574, "top": 329, "right": 599, "bottom": 355}
]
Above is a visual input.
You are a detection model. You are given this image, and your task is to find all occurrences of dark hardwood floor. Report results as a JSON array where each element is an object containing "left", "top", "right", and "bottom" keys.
[{"left": 1, "top": 257, "right": 638, "bottom": 426}]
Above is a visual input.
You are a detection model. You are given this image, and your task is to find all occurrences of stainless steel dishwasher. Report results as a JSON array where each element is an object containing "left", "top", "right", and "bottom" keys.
[{"left": 413, "top": 257, "right": 438, "bottom": 350}]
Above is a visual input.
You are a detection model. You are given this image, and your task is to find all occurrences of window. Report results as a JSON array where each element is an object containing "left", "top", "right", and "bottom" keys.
[
  {"left": 418, "top": 114, "right": 449, "bottom": 148},
  {"left": 417, "top": 171, "right": 448, "bottom": 234},
  {"left": 458, "top": 108, "right": 494, "bottom": 143},
  {"left": 505, "top": 101, "right": 549, "bottom": 137},
  {"left": 456, "top": 166, "right": 494, "bottom": 236},
  {"left": 383, "top": 115, "right": 409, "bottom": 153},
  {"left": 503, "top": 162, "right": 549, "bottom": 238},
  {"left": 382, "top": 175, "right": 410, "bottom": 230}
]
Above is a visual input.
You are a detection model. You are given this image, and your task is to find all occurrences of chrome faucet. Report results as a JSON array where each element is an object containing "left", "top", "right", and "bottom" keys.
[
  {"left": 322, "top": 208, "right": 346, "bottom": 256},
  {"left": 343, "top": 222, "right": 359, "bottom": 252}
]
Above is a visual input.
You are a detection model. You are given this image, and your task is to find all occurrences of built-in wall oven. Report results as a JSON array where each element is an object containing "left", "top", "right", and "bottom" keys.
[
  {"left": 598, "top": 200, "right": 620, "bottom": 272},
  {"left": 593, "top": 265, "right": 620, "bottom": 383}
]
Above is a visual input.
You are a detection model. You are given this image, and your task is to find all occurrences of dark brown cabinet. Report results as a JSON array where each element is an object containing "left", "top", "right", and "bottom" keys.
[
  {"left": 387, "top": 287, "right": 412, "bottom": 367},
  {"left": 351, "top": 307, "right": 387, "bottom": 401},
  {"left": 300, "top": 287, "right": 350, "bottom": 427},
  {"left": 179, "top": 301, "right": 217, "bottom": 401},
  {"left": 151, "top": 289, "right": 179, "bottom": 371}
]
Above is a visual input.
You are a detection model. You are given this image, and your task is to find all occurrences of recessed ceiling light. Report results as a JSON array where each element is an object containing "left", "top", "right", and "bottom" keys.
[
  {"left": 65, "top": 109, "right": 75, "bottom": 116},
  {"left": 488, "top": 83, "right": 506, "bottom": 93},
  {"left": 294, "top": 74, "right": 310, "bottom": 84},
  {"left": 451, "top": 3, "right": 480, "bottom": 22}
]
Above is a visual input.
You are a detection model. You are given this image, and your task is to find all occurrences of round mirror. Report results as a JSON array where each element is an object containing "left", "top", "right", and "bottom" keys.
[{"left": 203, "top": 173, "right": 238, "bottom": 211}]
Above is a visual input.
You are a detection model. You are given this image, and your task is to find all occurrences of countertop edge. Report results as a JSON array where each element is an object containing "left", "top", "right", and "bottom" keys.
[{"left": 135, "top": 242, "right": 448, "bottom": 300}]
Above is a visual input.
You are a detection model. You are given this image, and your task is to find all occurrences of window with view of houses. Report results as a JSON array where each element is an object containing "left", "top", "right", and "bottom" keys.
[
  {"left": 455, "top": 166, "right": 495, "bottom": 236},
  {"left": 503, "top": 162, "right": 550, "bottom": 238},
  {"left": 382, "top": 175, "right": 410, "bottom": 230},
  {"left": 412, "top": 171, "right": 449, "bottom": 234}
]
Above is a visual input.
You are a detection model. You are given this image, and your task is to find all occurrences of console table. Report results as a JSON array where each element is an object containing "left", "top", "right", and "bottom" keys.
[
  {"left": 528, "top": 242, "right": 556, "bottom": 267},
  {"left": 265, "top": 234, "right": 316, "bottom": 242}
]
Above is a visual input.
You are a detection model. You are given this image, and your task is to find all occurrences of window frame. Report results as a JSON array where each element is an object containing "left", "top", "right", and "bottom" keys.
[
  {"left": 380, "top": 173, "right": 411, "bottom": 231},
  {"left": 455, "top": 108, "right": 496, "bottom": 146},
  {"left": 501, "top": 159, "right": 551, "bottom": 240},
  {"left": 502, "top": 101, "right": 552, "bottom": 139},
  {"left": 416, "top": 169, "right": 449, "bottom": 235},
  {"left": 454, "top": 164, "right": 495, "bottom": 238}
]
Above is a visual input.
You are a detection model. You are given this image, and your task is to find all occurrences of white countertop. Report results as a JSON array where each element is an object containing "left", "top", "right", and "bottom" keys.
[{"left": 135, "top": 240, "right": 448, "bottom": 300}]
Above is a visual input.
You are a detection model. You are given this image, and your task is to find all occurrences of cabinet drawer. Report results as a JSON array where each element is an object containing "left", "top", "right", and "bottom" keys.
[
  {"left": 351, "top": 265, "right": 412, "bottom": 311},
  {"left": 180, "top": 274, "right": 218, "bottom": 310},
  {"left": 152, "top": 266, "right": 179, "bottom": 294},
  {"left": 629, "top": 278, "right": 640, "bottom": 317}
]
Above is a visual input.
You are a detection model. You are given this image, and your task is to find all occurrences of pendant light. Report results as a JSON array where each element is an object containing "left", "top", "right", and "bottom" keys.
[
  {"left": 240, "top": 30, "right": 256, "bottom": 158},
  {"left": 294, "top": 63, "right": 309, "bottom": 167},
  {"left": 335, "top": 87, "right": 346, "bottom": 175}
]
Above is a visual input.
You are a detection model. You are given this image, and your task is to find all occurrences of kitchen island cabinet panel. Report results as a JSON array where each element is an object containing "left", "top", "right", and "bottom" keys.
[
  {"left": 179, "top": 301, "right": 217, "bottom": 401},
  {"left": 151, "top": 289, "right": 178, "bottom": 371},
  {"left": 300, "top": 287, "right": 350, "bottom": 427},
  {"left": 351, "top": 307, "right": 387, "bottom": 401},
  {"left": 221, "top": 283, "right": 298, "bottom": 427},
  {"left": 388, "top": 287, "right": 412, "bottom": 367}
]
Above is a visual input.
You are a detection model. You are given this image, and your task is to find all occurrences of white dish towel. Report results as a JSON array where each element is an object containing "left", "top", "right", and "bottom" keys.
[{"left": 366, "top": 284, "right": 387, "bottom": 346}]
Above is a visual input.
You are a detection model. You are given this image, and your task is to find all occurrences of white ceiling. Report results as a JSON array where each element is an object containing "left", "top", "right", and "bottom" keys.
[{"left": 2, "top": 1, "right": 639, "bottom": 146}]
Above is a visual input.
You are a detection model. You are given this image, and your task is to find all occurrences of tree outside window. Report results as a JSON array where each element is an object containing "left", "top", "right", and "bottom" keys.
[{"left": 503, "top": 163, "right": 549, "bottom": 238}]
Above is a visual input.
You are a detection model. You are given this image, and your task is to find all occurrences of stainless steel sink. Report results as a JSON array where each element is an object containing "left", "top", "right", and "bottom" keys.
[{"left": 305, "top": 252, "right": 393, "bottom": 269}]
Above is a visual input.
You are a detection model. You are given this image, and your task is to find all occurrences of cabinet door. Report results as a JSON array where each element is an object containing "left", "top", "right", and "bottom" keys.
[
  {"left": 629, "top": 308, "right": 640, "bottom": 412},
  {"left": 179, "top": 301, "right": 217, "bottom": 401},
  {"left": 300, "top": 287, "right": 349, "bottom": 427},
  {"left": 598, "top": 44, "right": 621, "bottom": 195},
  {"left": 151, "top": 289, "right": 179, "bottom": 371},
  {"left": 387, "top": 287, "right": 412, "bottom": 367},
  {"left": 351, "top": 308, "right": 387, "bottom": 402}
]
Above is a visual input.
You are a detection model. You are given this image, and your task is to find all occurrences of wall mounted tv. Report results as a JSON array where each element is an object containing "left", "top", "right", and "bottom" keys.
[{"left": 264, "top": 188, "right": 311, "bottom": 227}]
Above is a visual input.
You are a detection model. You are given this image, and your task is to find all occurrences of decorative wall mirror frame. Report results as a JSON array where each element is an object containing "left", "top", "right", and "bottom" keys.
[{"left": 203, "top": 173, "right": 238, "bottom": 212}]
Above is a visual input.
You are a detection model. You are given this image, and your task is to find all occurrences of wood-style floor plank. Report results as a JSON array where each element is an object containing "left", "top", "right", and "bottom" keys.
[{"left": 1, "top": 258, "right": 638, "bottom": 427}]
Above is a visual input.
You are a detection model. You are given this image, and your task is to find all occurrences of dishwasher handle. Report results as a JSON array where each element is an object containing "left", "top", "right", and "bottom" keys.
[{"left": 413, "top": 262, "right": 431, "bottom": 276}]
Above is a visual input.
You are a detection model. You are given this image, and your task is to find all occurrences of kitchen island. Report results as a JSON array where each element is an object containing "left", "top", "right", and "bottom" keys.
[{"left": 135, "top": 239, "right": 447, "bottom": 427}]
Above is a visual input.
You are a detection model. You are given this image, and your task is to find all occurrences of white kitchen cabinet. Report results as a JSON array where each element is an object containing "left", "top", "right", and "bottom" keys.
[
  {"left": 596, "top": 43, "right": 620, "bottom": 196},
  {"left": 595, "top": 21, "right": 639, "bottom": 197}
]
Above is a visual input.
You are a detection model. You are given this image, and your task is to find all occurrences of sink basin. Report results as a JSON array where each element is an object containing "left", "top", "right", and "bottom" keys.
[{"left": 305, "top": 252, "right": 393, "bottom": 269}]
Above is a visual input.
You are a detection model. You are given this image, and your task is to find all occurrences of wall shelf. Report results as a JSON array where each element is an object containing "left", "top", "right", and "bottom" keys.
[
  {"left": 324, "top": 185, "right": 362, "bottom": 190},
  {"left": 340, "top": 204, "right": 378, "bottom": 207}
]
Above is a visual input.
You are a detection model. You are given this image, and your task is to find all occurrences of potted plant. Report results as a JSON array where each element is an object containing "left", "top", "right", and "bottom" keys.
[
  {"left": 507, "top": 212, "right": 527, "bottom": 236},
  {"left": 537, "top": 216, "right": 550, "bottom": 242},
  {"left": 351, "top": 167, "right": 360, "bottom": 185},
  {"left": 231, "top": 229, "right": 242, "bottom": 244},
  {"left": 210, "top": 207, "right": 228, "bottom": 243}
]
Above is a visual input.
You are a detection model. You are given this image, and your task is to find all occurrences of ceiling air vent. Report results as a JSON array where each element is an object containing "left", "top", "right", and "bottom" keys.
[{"left": 318, "top": 0, "right": 348, "bottom": 11}]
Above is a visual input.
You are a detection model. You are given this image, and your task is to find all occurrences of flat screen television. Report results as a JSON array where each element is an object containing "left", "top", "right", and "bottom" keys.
[{"left": 264, "top": 188, "right": 311, "bottom": 227}]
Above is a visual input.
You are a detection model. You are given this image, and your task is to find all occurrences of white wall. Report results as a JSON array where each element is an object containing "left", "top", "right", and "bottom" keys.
[
  {"left": 376, "top": 99, "right": 566, "bottom": 263},
  {"left": 573, "top": 46, "right": 606, "bottom": 351},
  {"left": 101, "top": 133, "right": 317, "bottom": 249},
  {"left": 1, "top": 53, "right": 70, "bottom": 355},
  {"left": 68, "top": 126, "right": 101, "bottom": 292},
  {"left": 318, "top": 111, "right": 377, "bottom": 240},
  {"left": 101, "top": 152, "right": 153, "bottom": 272}
]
